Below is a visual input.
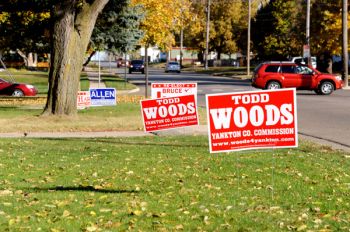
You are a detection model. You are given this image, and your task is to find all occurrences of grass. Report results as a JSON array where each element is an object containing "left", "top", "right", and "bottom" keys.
[
  {"left": 80, "top": 73, "right": 90, "bottom": 91},
  {"left": 80, "top": 72, "right": 136, "bottom": 91},
  {"left": 0, "top": 136, "right": 349, "bottom": 231},
  {"left": 101, "top": 74, "right": 136, "bottom": 90},
  {"left": 0, "top": 103, "right": 207, "bottom": 133}
]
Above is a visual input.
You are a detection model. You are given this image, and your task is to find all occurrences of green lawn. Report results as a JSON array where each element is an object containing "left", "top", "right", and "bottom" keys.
[
  {"left": 80, "top": 73, "right": 90, "bottom": 91},
  {"left": 0, "top": 103, "right": 207, "bottom": 133},
  {"left": 102, "top": 74, "right": 135, "bottom": 90},
  {"left": 0, "top": 103, "right": 143, "bottom": 133},
  {"left": 0, "top": 136, "right": 349, "bottom": 231}
]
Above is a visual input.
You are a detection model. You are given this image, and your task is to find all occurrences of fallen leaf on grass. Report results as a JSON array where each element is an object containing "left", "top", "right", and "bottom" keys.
[
  {"left": 62, "top": 210, "right": 70, "bottom": 218},
  {"left": 99, "top": 208, "right": 112, "bottom": 213},
  {"left": 131, "top": 210, "right": 142, "bottom": 216},
  {"left": 86, "top": 225, "right": 98, "bottom": 232},
  {"left": 297, "top": 224, "right": 307, "bottom": 231},
  {"left": 0, "top": 190, "right": 13, "bottom": 196}
]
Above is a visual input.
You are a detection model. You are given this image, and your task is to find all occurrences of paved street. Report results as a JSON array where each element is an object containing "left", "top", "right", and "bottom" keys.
[{"left": 120, "top": 67, "right": 350, "bottom": 152}]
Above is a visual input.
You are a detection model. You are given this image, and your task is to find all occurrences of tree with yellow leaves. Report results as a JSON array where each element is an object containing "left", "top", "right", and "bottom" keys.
[
  {"left": 131, "top": 0, "right": 192, "bottom": 51},
  {"left": 252, "top": 0, "right": 349, "bottom": 61},
  {"left": 131, "top": 0, "right": 192, "bottom": 97}
]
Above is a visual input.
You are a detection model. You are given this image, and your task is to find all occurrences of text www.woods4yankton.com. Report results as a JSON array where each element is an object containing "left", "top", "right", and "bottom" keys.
[
  {"left": 211, "top": 128, "right": 295, "bottom": 147},
  {"left": 212, "top": 137, "right": 295, "bottom": 147}
]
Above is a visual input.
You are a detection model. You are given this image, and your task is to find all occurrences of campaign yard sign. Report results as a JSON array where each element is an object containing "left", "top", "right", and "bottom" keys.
[
  {"left": 141, "top": 95, "right": 198, "bottom": 132},
  {"left": 89, "top": 88, "right": 116, "bottom": 106},
  {"left": 206, "top": 89, "right": 298, "bottom": 153},
  {"left": 151, "top": 83, "right": 197, "bottom": 99},
  {"left": 77, "top": 91, "right": 91, "bottom": 109}
]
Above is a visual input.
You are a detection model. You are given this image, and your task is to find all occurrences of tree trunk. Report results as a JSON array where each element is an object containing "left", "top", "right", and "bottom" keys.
[
  {"left": 27, "top": 53, "right": 37, "bottom": 68},
  {"left": 16, "top": 49, "right": 29, "bottom": 67},
  {"left": 43, "top": 0, "right": 108, "bottom": 116}
]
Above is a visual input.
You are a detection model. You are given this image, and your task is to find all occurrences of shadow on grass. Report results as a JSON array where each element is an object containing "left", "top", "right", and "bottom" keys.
[{"left": 28, "top": 185, "right": 140, "bottom": 194}]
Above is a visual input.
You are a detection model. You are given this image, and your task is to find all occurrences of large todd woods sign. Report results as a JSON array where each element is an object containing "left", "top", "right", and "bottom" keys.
[{"left": 206, "top": 89, "right": 298, "bottom": 153}]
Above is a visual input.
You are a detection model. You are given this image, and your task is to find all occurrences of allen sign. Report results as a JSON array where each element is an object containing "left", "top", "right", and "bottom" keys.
[
  {"left": 141, "top": 95, "right": 198, "bottom": 132},
  {"left": 89, "top": 88, "right": 116, "bottom": 106},
  {"left": 206, "top": 89, "right": 298, "bottom": 153}
]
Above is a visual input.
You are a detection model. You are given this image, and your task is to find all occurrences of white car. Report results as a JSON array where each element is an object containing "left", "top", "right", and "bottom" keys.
[
  {"left": 165, "top": 62, "right": 181, "bottom": 73},
  {"left": 290, "top": 56, "right": 317, "bottom": 69}
]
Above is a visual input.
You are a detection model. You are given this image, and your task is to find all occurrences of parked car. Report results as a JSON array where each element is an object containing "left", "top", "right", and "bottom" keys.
[
  {"left": 1, "top": 52, "right": 25, "bottom": 69},
  {"left": 251, "top": 62, "right": 343, "bottom": 95},
  {"left": 0, "top": 78, "right": 38, "bottom": 96},
  {"left": 290, "top": 56, "right": 317, "bottom": 69},
  {"left": 117, "top": 58, "right": 129, "bottom": 68},
  {"left": 165, "top": 61, "right": 181, "bottom": 73},
  {"left": 129, "top": 60, "right": 144, "bottom": 74}
]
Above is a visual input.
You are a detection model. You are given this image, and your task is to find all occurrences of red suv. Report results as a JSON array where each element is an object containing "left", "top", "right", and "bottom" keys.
[{"left": 251, "top": 62, "right": 343, "bottom": 95}]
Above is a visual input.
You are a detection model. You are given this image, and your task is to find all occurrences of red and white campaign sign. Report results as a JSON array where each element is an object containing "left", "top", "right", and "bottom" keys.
[
  {"left": 77, "top": 91, "right": 91, "bottom": 109},
  {"left": 151, "top": 83, "right": 197, "bottom": 99},
  {"left": 206, "top": 89, "right": 298, "bottom": 153},
  {"left": 141, "top": 95, "right": 199, "bottom": 132}
]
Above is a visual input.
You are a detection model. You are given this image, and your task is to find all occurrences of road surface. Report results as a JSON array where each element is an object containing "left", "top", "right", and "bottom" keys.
[{"left": 120, "top": 67, "right": 350, "bottom": 152}]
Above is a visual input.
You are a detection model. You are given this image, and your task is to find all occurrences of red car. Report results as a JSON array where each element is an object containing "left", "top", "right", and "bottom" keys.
[
  {"left": 0, "top": 78, "right": 38, "bottom": 96},
  {"left": 252, "top": 62, "right": 343, "bottom": 95}
]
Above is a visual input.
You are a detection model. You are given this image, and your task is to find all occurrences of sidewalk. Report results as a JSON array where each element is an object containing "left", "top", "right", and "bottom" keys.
[
  {"left": 1, "top": 126, "right": 348, "bottom": 152},
  {"left": 0, "top": 125, "right": 208, "bottom": 138},
  {"left": 85, "top": 67, "right": 107, "bottom": 88}
]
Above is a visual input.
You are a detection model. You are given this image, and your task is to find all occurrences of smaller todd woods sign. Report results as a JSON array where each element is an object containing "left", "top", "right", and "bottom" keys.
[
  {"left": 141, "top": 95, "right": 198, "bottom": 132},
  {"left": 206, "top": 89, "right": 298, "bottom": 153}
]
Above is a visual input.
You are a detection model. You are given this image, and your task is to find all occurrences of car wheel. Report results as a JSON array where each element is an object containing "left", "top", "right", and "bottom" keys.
[
  {"left": 12, "top": 89, "right": 24, "bottom": 97},
  {"left": 318, "top": 81, "right": 334, "bottom": 95},
  {"left": 266, "top": 81, "right": 281, "bottom": 90},
  {"left": 129, "top": 70, "right": 132, "bottom": 74}
]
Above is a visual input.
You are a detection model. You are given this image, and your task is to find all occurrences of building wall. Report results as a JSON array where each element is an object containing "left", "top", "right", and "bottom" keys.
[{"left": 169, "top": 47, "right": 199, "bottom": 61}]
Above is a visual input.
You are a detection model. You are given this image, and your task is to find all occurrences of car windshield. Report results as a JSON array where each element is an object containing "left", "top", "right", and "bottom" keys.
[
  {"left": 169, "top": 62, "right": 179, "bottom": 65},
  {"left": 131, "top": 60, "right": 143, "bottom": 64}
]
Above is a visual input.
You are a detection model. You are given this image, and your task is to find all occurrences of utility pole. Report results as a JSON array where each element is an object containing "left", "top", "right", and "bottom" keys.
[
  {"left": 204, "top": 0, "right": 211, "bottom": 70},
  {"left": 343, "top": 0, "right": 348, "bottom": 87},
  {"left": 305, "top": 0, "right": 311, "bottom": 66},
  {"left": 180, "top": 28, "right": 184, "bottom": 68},
  {"left": 247, "top": 0, "right": 251, "bottom": 76},
  {"left": 145, "top": 45, "right": 149, "bottom": 98},
  {"left": 124, "top": 52, "right": 127, "bottom": 88}
]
